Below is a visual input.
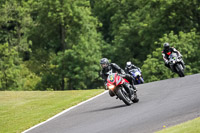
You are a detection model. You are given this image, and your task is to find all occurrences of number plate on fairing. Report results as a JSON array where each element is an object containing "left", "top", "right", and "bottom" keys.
[{"left": 108, "top": 74, "right": 115, "bottom": 82}]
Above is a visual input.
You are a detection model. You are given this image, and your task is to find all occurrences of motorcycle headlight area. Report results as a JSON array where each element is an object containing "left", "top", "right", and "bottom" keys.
[
  {"left": 170, "top": 59, "right": 176, "bottom": 64},
  {"left": 108, "top": 85, "right": 115, "bottom": 90},
  {"left": 135, "top": 72, "right": 141, "bottom": 76}
]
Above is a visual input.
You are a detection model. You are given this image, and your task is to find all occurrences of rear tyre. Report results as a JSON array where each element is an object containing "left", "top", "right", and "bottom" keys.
[
  {"left": 132, "top": 92, "right": 139, "bottom": 103},
  {"left": 116, "top": 87, "right": 132, "bottom": 106},
  {"left": 132, "top": 98, "right": 139, "bottom": 103}
]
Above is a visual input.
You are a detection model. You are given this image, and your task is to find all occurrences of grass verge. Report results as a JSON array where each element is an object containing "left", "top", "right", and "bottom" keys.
[
  {"left": 0, "top": 89, "right": 104, "bottom": 133},
  {"left": 156, "top": 117, "right": 200, "bottom": 133}
]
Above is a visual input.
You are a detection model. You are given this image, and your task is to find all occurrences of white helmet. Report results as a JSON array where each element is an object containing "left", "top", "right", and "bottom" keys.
[{"left": 126, "top": 61, "right": 132, "bottom": 68}]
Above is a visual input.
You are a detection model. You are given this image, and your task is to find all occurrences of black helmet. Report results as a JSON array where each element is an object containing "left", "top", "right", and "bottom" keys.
[
  {"left": 163, "top": 42, "right": 170, "bottom": 50},
  {"left": 126, "top": 61, "right": 132, "bottom": 69},
  {"left": 100, "top": 58, "right": 109, "bottom": 68}
]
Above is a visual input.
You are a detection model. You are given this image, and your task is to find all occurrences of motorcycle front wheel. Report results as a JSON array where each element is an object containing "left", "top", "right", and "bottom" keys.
[
  {"left": 116, "top": 87, "right": 132, "bottom": 106},
  {"left": 175, "top": 64, "right": 185, "bottom": 77},
  {"left": 139, "top": 77, "right": 144, "bottom": 84}
]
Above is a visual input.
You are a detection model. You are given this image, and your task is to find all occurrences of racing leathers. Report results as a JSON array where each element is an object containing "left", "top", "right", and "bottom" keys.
[
  {"left": 162, "top": 47, "right": 184, "bottom": 69},
  {"left": 125, "top": 64, "right": 142, "bottom": 84},
  {"left": 100, "top": 63, "right": 136, "bottom": 96},
  {"left": 125, "top": 64, "right": 141, "bottom": 74}
]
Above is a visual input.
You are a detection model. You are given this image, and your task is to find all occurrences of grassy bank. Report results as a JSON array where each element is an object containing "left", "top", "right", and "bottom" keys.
[
  {"left": 0, "top": 89, "right": 104, "bottom": 133},
  {"left": 156, "top": 117, "right": 200, "bottom": 133}
]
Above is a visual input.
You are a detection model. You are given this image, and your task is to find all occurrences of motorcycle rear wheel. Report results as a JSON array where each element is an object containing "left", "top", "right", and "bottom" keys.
[{"left": 132, "top": 92, "right": 139, "bottom": 103}]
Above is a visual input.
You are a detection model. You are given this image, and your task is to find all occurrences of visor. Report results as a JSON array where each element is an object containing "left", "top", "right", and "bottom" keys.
[{"left": 101, "top": 64, "right": 108, "bottom": 68}]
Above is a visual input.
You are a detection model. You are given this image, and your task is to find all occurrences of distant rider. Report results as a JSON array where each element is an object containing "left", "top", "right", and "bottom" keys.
[
  {"left": 125, "top": 61, "right": 142, "bottom": 84},
  {"left": 162, "top": 42, "right": 185, "bottom": 70},
  {"left": 99, "top": 58, "right": 137, "bottom": 97},
  {"left": 125, "top": 61, "right": 141, "bottom": 74}
]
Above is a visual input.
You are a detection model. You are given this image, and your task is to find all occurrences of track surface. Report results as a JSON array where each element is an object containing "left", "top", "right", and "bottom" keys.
[{"left": 26, "top": 74, "right": 200, "bottom": 133}]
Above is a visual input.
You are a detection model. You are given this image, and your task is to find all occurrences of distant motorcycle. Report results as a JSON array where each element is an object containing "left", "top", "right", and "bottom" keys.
[
  {"left": 106, "top": 70, "right": 139, "bottom": 105},
  {"left": 129, "top": 69, "right": 144, "bottom": 85},
  {"left": 168, "top": 52, "right": 185, "bottom": 77}
]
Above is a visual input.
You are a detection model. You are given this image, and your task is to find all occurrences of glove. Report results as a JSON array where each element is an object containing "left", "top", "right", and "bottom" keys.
[
  {"left": 105, "top": 86, "right": 108, "bottom": 90},
  {"left": 121, "top": 71, "right": 126, "bottom": 75},
  {"left": 104, "top": 83, "right": 108, "bottom": 90},
  {"left": 178, "top": 55, "right": 182, "bottom": 59},
  {"left": 118, "top": 73, "right": 125, "bottom": 78}
]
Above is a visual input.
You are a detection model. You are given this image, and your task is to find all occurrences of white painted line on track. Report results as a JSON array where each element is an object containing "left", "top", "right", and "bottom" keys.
[{"left": 22, "top": 90, "right": 108, "bottom": 133}]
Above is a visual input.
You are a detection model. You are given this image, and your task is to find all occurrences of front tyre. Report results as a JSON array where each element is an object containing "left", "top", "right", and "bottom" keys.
[
  {"left": 176, "top": 64, "right": 185, "bottom": 77},
  {"left": 116, "top": 87, "right": 132, "bottom": 106},
  {"left": 139, "top": 77, "right": 144, "bottom": 84}
]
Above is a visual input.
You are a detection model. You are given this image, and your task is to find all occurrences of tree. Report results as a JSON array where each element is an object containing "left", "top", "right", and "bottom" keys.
[
  {"left": 0, "top": 43, "right": 20, "bottom": 90},
  {"left": 0, "top": 0, "right": 35, "bottom": 90},
  {"left": 91, "top": 0, "right": 200, "bottom": 68},
  {"left": 28, "top": 0, "right": 103, "bottom": 90},
  {"left": 0, "top": 0, "right": 33, "bottom": 54}
]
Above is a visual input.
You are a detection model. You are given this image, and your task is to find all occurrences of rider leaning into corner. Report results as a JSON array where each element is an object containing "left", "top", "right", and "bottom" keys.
[
  {"left": 162, "top": 42, "right": 185, "bottom": 71},
  {"left": 99, "top": 58, "right": 137, "bottom": 97}
]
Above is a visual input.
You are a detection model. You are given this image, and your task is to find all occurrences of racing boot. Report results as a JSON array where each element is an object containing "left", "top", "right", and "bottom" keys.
[{"left": 129, "top": 78, "right": 137, "bottom": 93}]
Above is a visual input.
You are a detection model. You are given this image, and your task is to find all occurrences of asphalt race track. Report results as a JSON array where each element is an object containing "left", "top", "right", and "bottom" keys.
[{"left": 25, "top": 74, "right": 200, "bottom": 133}]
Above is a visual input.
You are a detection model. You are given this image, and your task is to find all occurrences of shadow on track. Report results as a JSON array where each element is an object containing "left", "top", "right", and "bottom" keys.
[{"left": 85, "top": 104, "right": 128, "bottom": 113}]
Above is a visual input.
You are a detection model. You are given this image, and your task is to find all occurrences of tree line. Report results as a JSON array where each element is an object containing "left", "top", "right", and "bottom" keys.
[{"left": 0, "top": 0, "right": 200, "bottom": 90}]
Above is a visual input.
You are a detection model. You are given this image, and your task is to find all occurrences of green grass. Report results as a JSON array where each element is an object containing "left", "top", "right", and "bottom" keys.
[
  {"left": 156, "top": 117, "right": 200, "bottom": 133},
  {"left": 0, "top": 89, "right": 104, "bottom": 133},
  {"left": 1, "top": 90, "right": 199, "bottom": 133}
]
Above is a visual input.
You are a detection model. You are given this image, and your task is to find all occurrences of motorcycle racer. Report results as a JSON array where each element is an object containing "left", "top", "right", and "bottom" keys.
[
  {"left": 125, "top": 61, "right": 141, "bottom": 74},
  {"left": 162, "top": 42, "right": 185, "bottom": 70},
  {"left": 125, "top": 61, "right": 142, "bottom": 84},
  {"left": 99, "top": 58, "right": 137, "bottom": 97}
]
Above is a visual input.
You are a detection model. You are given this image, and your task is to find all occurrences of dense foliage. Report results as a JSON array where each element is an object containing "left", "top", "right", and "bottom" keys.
[{"left": 0, "top": 0, "right": 200, "bottom": 90}]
